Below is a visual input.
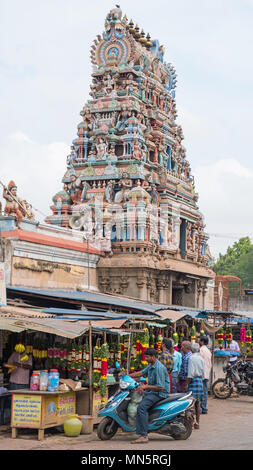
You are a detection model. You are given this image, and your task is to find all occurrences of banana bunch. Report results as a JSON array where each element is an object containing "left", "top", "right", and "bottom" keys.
[
  {"left": 20, "top": 354, "right": 29, "bottom": 362},
  {"left": 15, "top": 343, "right": 25, "bottom": 353}
]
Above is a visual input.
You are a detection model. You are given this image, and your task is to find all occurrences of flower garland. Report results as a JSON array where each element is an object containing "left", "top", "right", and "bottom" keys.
[
  {"left": 93, "top": 346, "right": 101, "bottom": 389},
  {"left": 191, "top": 325, "right": 196, "bottom": 343},
  {"left": 226, "top": 328, "right": 232, "bottom": 347},
  {"left": 240, "top": 327, "right": 246, "bottom": 348},
  {"left": 156, "top": 330, "right": 163, "bottom": 355},
  {"left": 140, "top": 328, "right": 149, "bottom": 367},
  {"left": 100, "top": 343, "right": 109, "bottom": 403},
  {"left": 82, "top": 344, "right": 90, "bottom": 372},
  {"left": 173, "top": 332, "right": 179, "bottom": 347},
  {"left": 246, "top": 329, "right": 252, "bottom": 353},
  {"left": 217, "top": 328, "right": 224, "bottom": 350}
]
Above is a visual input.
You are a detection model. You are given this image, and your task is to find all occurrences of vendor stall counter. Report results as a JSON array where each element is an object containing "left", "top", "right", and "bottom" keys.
[{"left": 11, "top": 387, "right": 88, "bottom": 440}]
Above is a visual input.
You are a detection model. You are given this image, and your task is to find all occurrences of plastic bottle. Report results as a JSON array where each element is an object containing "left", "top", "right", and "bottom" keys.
[
  {"left": 39, "top": 370, "right": 49, "bottom": 391},
  {"left": 30, "top": 372, "right": 40, "bottom": 391},
  {"left": 48, "top": 369, "right": 60, "bottom": 392}
]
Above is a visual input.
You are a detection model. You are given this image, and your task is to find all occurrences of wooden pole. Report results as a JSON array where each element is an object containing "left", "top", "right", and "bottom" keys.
[
  {"left": 89, "top": 322, "right": 93, "bottom": 415},
  {"left": 126, "top": 328, "right": 133, "bottom": 375},
  {"left": 210, "top": 314, "right": 216, "bottom": 393}
]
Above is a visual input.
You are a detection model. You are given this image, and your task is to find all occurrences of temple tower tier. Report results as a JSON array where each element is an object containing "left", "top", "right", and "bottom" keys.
[{"left": 45, "top": 7, "right": 214, "bottom": 308}]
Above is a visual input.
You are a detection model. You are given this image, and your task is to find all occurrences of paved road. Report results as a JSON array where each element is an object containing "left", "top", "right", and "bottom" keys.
[{"left": 0, "top": 396, "right": 252, "bottom": 450}]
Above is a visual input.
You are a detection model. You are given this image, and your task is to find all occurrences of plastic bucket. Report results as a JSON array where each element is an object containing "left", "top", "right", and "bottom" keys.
[{"left": 79, "top": 415, "right": 93, "bottom": 435}]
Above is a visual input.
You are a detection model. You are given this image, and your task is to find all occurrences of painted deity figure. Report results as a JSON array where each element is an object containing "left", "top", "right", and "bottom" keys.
[
  {"left": 116, "top": 104, "right": 130, "bottom": 131},
  {"left": 87, "top": 149, "right": 96, "bottom": 162},
  {"left": 23, "top": 201, "right": 35, "bottom": 220},
  {"left": 3, "top": 181, "right": 26, "bottom": 229},
  {"left": 104, "top": 181, "right": 115, "bottom": 203},
  {"left": 103, "top": 73, "right": 114, "bottom": 95},
  {"left": 65, "top": 170, "right": 83, "bottom": 205},
  {"left": 114, "top": 171, "right": 132, "bottom": 203},
  {"left": 96, "top": 138, "right": 108, "bottom": 160},
  {"left": 81, "top": 181, "right": 91, "bottom": 203},
  {"left": 108, "top": 147, "right": 117, "bottom": 161},
  {"left": 125, "top": 111, "right": 140, "bottom": 134},
  {"left": 133, "top": 140, "right": 142, "bottom": 160}
]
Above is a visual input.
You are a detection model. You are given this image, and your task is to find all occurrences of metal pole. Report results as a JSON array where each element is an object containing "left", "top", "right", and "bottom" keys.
[{"left": 89, "top": 322, "right": 93, "bottom": 415}]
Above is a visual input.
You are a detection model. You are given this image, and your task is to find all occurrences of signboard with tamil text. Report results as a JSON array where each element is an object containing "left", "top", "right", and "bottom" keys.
[{"left": 12, "top": 394, "right": 42, "bottom": 428}]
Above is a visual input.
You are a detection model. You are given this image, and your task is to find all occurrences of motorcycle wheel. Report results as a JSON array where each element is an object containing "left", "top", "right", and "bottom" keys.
[
  {"left": 97, "top": 417, "right": 119, "bottom": 440},
  {"left": 171, "top": 417, "right": 192, "bottom": 440},
  {"left": 212, "top": 379, "right": 232, "bottom": 399}
]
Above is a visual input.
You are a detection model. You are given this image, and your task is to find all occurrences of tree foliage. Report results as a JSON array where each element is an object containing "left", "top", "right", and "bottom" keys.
[{"left": 212, "top": 237, "right": 253, "bottom": 288}]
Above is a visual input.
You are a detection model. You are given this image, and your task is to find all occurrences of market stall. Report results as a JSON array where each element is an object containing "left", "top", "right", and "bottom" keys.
[{"left": 11, "top": 387, "right": 82, "bottom": 440}]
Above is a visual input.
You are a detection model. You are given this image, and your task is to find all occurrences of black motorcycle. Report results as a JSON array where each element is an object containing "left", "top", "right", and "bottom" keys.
[{"left": 212, "top": 358, "right": 253, "bottom": 399}]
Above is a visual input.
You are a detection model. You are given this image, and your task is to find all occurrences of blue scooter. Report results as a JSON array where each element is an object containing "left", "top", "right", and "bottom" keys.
[{"left": 97, "top": 363, "right": 195, "bottom": 441}]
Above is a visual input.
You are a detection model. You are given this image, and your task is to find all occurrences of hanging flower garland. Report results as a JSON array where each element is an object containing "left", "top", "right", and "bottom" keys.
[
  {"left": 240, "top": 327, "right": 246, "bottom": 348},
  {"left": 149, "top": 330, "right": 155, "bottom": 349},
  {"left": 115, "top": 340, "right": 121, "bottom": 364},
  {"left": 226, "top": 328, "right": 232, "bottom": 347},
  {"left": 100, "top": 343, "right": 109, "bottom": 403},
  {"left": 82, "top": 344, "right": 89, "bottom": 372},
  {"left": 217, "top": 328, "right": 224, "bottom": 350},
  {"left": 93, "top": 346, "right": 101, "bottom": 389},
  {"left": 140, "top": 328, "right": 149, "bottom": 367},
  {"left": 173, "top": 331, "right": 179, "bottom": 347},
  {"left": 191, "top": 325, "right": 196, "bottom": 343},
  {"left": 156, "top": 330, "right": 163, "bottom": 355},
  {"left": 246, "top": 329, "right": 252, "bottom": 353}
]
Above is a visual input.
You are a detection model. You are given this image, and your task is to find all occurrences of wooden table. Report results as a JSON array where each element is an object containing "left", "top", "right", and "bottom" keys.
[{"left": 11, "top": 388, "right": 88, "bottom": 440}]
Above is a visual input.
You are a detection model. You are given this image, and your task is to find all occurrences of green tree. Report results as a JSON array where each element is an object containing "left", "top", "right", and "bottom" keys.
[{"left": 213, "top": 237, "right": 253, "bottom": 288}]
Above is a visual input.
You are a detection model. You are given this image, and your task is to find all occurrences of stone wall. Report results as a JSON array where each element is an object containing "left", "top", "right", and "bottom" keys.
[{"left": 228, "top": 295, "right": 253, "bottom": 314}]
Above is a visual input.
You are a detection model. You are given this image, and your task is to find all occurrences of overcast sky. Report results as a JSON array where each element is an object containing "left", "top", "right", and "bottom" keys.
[{"left": 1, "top": 0, "right": 253, "bottom": 259}]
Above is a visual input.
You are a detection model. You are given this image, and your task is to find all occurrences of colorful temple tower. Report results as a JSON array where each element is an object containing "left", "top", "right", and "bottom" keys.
[{"left": 46, "top": 6, "right": 214, "bottom": 307}]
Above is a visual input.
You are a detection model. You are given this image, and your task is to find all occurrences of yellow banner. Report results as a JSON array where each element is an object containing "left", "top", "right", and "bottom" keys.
[
  {"left": 12, "top": 394, "right": 42, "bottom": 428},
  {"left": 57, "top": 392, "right": 75, "bottom": 417}
]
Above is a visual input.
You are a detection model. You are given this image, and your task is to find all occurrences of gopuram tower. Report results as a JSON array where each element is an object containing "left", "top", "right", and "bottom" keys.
[{"left": 46, "top": 6, "right": 214, "bottom": 308}]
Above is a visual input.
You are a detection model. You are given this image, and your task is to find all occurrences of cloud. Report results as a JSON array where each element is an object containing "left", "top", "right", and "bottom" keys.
[
  {"left": 0, "top": 133, "right": 68, "bottom": 221},
  {"left": 194, "top": 159, "right": 253, "bottom": 258}
]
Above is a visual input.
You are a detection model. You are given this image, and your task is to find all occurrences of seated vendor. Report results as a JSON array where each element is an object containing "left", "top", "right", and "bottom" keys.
[{"left": 7, "top": 351, "right": 32, "bottom": 390}]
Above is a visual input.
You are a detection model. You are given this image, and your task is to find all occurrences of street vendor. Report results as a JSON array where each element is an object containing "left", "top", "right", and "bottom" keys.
[
  {"left": 120, "top": 347, "right": 170, "bottom": 444},
  {"left": 225, "top": 337, "right": 240, "bottom": 363},
  {"left": 7, "top": 350, "right": 32, "bottom": 390}
]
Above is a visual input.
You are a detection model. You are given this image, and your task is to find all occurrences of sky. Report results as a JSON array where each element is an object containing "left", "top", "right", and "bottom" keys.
[{"left": 1, "top": 0, "right": 253, "bottom": 259}]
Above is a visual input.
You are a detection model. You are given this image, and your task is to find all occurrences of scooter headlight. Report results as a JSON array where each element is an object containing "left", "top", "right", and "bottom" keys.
[{"left": 119, "top": 378, "right": 132, "bottom": 389}]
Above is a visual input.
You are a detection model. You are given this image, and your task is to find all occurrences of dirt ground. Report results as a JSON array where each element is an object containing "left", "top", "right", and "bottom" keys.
[{"left": 0, "top": 395, "right": 252, "bottom": 450}]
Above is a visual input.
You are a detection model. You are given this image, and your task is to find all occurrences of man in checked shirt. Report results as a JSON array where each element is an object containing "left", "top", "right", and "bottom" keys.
[
  {"left": 160, "top": 339, "right": 174, "bottom": 393},
  {"left": 177, "top": 341, "right": 192, "bottom": 393}
]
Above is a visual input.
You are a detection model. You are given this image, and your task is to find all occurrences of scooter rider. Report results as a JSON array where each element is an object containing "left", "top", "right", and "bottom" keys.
[{"left": 119, "top": 347, "right": 170, "bottom": 444}]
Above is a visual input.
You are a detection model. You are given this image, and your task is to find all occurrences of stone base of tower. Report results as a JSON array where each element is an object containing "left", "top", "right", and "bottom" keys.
[{"left": 98, "top": 252, "right": 215, "bottom": 310}]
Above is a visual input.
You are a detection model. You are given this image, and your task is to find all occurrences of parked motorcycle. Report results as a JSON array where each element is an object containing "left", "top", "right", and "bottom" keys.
[
  {"left": 97, "top": 363, "right": 195, "bottom": 441},
  {"left": 212, "top": 357, "right": 253, "bottom": 399}
]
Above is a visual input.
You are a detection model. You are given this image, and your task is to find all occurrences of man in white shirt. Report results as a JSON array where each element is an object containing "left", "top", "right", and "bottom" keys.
[
  {"left": 226, "top": 339, "right": 240, "bottom": 363},
  {"left": 186, "top": 343, "right": 205, "bottom": 429},
  {"left": 199, "top": 336, "right": 212, "bottom": 415}
]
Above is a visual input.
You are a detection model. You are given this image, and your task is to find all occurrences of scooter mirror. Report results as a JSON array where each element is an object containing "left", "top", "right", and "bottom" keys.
[
  {"left": 115, "top": 361, "right": 121, "bottom": 371},
  {"left": 139, "top": 377, "right": 146, "bottom": 383}
]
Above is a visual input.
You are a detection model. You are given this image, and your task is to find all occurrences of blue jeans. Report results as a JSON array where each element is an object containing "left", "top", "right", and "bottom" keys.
[
  {"left": 136, "top": 392, "right": 162, "bottom": 437},
  {"left": 171, "top": 372, "right": 178, "bottom": 394},
  {"left": 201, "top": 379, "right": 209, "bottom": 413}
]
